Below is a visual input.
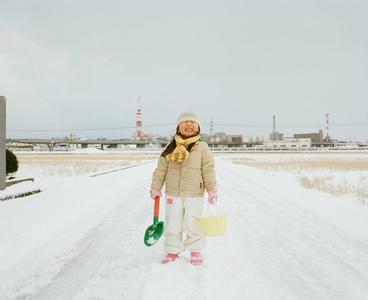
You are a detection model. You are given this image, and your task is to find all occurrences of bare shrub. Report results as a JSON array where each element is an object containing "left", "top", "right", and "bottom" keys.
[
  {"left": 298, "top": 174, "right": 368, "bottom": 205},
  {"left": 232, "top": 156, "right": 368, "bottom": 205},
  {"left": 233, "top": 159, "right": 368, "bottom": 171}
]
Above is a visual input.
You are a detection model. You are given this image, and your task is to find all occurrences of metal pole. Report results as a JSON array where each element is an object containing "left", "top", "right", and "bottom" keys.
[{"left": 0, "top": 96, "right": 6, "bottom": 190}]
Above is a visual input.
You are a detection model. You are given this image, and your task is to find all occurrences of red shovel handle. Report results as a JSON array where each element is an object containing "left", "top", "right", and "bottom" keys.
[{"left": 153, "top": 196, "right": 160, "bottom": 224}]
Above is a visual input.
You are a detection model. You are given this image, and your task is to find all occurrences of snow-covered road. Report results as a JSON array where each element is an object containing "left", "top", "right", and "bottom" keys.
[{"left": 1, "top": 158, "right": 368, "bottom": 299}]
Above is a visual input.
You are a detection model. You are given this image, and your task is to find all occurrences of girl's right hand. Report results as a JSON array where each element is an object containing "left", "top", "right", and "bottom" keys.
[{"left": 150, "top": 188, "right": 162, "bottom": 200}]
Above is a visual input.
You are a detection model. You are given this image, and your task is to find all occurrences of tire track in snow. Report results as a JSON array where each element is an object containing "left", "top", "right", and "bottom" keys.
[
  {"left": 141, "top": 260, "right": 208, "bottom": 300},
  {"left": 90, "top": 160, "right": 153, "bottom": 177},
  {"left": 35, "top": 163, "right": 156, "bottom": 299}
]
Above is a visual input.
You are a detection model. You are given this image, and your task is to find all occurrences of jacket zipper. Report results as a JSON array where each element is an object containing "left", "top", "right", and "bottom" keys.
[{"left": 179, "top": 163, "right": 182, "bottom": 196}]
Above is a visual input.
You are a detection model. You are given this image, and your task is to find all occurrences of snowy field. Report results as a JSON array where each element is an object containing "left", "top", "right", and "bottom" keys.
[
  {"left": 1, "top": 152, "right": 368, "bottom": 299},
  {"left": 227, "top": 152, "right": 368, "bottom": 205},
  {"left": 14, "top": 151, "right": 158, "bottom": 177}
]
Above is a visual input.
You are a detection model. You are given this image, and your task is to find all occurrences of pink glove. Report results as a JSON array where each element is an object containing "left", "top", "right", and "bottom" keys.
[
  {"left": 150, "top": 188, "right": 161, "bottom": 200},
  {"left": 207, "top": 187, "right": 218, "bottom": 204}
]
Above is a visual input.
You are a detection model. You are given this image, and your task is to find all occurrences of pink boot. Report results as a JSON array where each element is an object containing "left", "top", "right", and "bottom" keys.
[
  {"left": 161, "top": 253, "right": 179, "bottom": 264},
  {"left": 190, "top": 251, "right": 203, "bottom": 265}
]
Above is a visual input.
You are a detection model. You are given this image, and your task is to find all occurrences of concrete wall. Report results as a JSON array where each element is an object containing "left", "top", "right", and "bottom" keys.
[{"left": 0, "top": 96, "right": 6, "bottom": 190}]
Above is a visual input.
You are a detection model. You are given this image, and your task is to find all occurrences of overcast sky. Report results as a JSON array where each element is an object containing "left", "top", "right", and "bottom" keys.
[{"left": 1, "top": 0, "right": 367, "bottom": 140}]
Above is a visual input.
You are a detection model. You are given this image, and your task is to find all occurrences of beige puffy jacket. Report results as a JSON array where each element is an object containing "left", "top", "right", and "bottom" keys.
[{"left": 151, "top": 142, "right": 217, "bottom": 197}]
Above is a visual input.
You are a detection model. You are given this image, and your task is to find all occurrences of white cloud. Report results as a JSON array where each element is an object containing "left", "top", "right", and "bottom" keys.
[{"left": 0, "top": 25, "right": 70, "bottom": 94}]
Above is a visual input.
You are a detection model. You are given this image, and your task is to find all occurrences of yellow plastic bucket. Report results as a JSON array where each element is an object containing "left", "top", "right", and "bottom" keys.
[{"left": 195, "top": 214, "right": 227, "bottom": 237}]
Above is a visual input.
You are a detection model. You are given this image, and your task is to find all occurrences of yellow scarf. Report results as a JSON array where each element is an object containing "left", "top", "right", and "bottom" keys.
[{"left": 166, "top": 134, "right": 200, "bottom": 163}]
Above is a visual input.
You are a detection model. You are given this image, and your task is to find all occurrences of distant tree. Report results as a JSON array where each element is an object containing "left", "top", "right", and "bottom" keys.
[{"left": 6, "top": 149, "right": 19, "bottom": 175}]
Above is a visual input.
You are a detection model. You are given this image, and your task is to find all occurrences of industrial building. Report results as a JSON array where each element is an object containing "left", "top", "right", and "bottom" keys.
[
  {"left": 269, "top": 132, "right": 284, "bottom": 141},
  {"left": 294, "top": 130, "right": 324, "bottom": 144},
  {"left": 203, "top": 132, "right": 244, "bottom": 148},
  {"left": 263, "top": 114, "right": 337, "bottom": 149},
  {"left": 263, "top": 138, "right": 312, "bottom": 150}
]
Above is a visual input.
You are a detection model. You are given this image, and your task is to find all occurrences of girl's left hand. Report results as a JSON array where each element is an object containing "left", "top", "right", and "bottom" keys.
[{"left": 207, "top": 187, "right": 218, "bottom": 204}]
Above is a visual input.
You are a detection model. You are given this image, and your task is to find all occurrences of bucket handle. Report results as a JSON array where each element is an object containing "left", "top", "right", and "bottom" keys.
[{"left": 205, "top": 200, "right": 219, "bottom": 216}]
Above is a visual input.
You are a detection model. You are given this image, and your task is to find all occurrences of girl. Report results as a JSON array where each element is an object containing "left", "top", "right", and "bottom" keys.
[{"left": 150, "top": 111, "right": 218, "bottom": 265}]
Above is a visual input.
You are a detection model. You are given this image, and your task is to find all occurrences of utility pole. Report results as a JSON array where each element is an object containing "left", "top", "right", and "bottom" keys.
[
  {"left": 133, "top": 96, "right": 144, "bottom": 140},
  {"left": 0, "top": 96, "right": 6, "bottom": 190}
]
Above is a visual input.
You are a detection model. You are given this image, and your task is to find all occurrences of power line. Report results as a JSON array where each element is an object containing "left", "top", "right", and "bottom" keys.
[
  {"left": 7, "top": 121, "right": 368, "bottom": 133},
  {"left": 214, "top": 122, "right": 368, "bottom": 128},
  {"left": 7, "top": 123, "right": 176, "bottom": 133}
]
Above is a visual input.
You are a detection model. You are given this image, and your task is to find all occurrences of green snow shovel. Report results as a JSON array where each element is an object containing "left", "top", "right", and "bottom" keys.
[{"left": 144, "top": 195, "right": 164, "bottom": 247}]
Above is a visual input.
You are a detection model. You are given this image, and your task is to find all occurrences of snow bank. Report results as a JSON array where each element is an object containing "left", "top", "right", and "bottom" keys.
[{"left": 0, "top": 180, "right": 41, "bottom": 201}]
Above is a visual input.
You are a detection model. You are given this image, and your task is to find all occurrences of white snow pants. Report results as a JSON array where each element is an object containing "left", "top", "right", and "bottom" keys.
[{"left": 164, "top": 195, "right": 205, "bottom": 254}]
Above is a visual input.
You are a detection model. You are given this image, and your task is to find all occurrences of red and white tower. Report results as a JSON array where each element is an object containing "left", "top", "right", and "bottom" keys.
[
  {"left": 325, "top": 113, "right": 330, "bottom": 141},
  {"left": 133, "top": 96, "right": 145, "bottom": 140}
]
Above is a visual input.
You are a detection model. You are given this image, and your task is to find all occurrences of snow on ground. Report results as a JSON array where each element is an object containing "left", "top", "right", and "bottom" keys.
[
  {"left": 226, "top": 152, "right": 368, "bottom": 205},
  {"left": 1, "top": 154, "right": 368, "bottom": 299},
  {"left": 71, "top": 148, "right": 105, "bottom": 154},
  {"left": 222, "top": 152, "right": 368, "bottom": 162}
]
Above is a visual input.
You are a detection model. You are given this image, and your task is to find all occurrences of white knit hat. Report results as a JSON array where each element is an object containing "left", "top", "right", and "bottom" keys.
[{"left": 176, "top": 111, "right": 201, "bottom": 128}]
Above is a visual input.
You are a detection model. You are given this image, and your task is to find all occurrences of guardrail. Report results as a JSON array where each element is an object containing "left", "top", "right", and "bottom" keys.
[{"left": 210, "top": 147, "right": 368, "bottom": 153}]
